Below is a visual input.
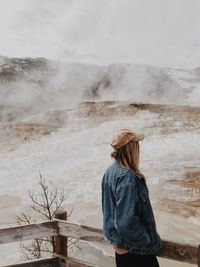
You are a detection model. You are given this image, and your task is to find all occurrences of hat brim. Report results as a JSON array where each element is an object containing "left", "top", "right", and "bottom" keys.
[{"left": 134, "top": 133, "right": 145, "bottom": 141}]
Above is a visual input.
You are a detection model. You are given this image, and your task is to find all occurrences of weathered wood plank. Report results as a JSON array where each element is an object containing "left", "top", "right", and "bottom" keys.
[
  {"left": 65, "top": 257, "right": 95, "bottom": 267},
  {"left": 57, "top": 221, "right": 104, "bottom": 243},
  {"left": 159, "top": 239, "right": 199, "bottom": 265},
  {"left": 0, "top": 221, "right": 58, "bottom": 244},
  {"left": 1, "top": 257, "right": 60, "bottom": 267},
  {"left": 57, "top": 220, "right": 199, "bottom": 265},
  {"left": 0, "top": 220, "right": 199, "bottom": 266},
  {"left": 55, "top": 213, "right": 68, "bottom": 257}
]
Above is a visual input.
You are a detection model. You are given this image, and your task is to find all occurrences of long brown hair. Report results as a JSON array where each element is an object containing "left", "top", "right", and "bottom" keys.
[{"left": 111, "top": 141, "right": 142, "bottom": 176}]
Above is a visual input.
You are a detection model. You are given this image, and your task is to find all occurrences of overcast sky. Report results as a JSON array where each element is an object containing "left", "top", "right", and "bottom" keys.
[{"left": 0, "top": 0, "right": 200, "bottom": 68}]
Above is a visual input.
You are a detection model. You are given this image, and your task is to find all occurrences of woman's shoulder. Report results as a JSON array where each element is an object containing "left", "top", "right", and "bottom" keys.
[
  {"left": 119, "top": 169, "right": 137, "bottom": 185},
  {"left": 103, "top": 160, "right": 140, "bottom": 186}
]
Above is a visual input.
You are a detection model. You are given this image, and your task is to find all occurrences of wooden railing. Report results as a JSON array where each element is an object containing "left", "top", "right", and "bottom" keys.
[{"left": 0, "top": 220, "right": 199, "bottom": 267}]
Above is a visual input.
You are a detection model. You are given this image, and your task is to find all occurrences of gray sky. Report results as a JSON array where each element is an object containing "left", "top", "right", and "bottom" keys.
[{"left": 0, "top": 0, "right": 200, "bottom": 68}]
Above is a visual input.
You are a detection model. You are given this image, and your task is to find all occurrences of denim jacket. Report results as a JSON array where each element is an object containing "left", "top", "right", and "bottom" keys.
[{"left": 101, "top": 160, "right": 161, "bottom": 255}]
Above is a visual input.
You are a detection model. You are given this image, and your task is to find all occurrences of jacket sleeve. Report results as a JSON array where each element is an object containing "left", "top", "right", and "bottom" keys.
[{"left": 114, "top": 175, "right": 150, "bottom": 249}]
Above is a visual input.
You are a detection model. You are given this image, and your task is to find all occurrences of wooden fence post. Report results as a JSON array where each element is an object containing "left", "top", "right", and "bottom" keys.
[{"left": 55, "top": 212, "right": 68, "bottom": 257}]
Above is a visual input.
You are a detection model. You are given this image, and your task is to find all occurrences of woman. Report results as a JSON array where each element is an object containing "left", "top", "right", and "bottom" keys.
[{"left": 101, "top": 129, "right": 161, "bottom": 267}]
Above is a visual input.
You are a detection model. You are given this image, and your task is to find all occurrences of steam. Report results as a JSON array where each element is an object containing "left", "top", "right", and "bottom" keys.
[{"left": 0, "top": 57, "right": 193, "bottom": 122}]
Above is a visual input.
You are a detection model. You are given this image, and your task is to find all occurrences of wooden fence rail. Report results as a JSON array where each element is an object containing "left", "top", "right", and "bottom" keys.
[
  {"left": 0, "top": 221, "right": 58, "bottom": 244},
  {"left": 0, "top": 219, "right": 199, "bottom": 267},
  {"left": 2, "top": 257, "right": 60, "bottom": 267}
]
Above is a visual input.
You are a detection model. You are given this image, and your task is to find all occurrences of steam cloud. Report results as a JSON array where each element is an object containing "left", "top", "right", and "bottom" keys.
[{"left": 0, "top": 57, "right": 192, "bottom": 122}]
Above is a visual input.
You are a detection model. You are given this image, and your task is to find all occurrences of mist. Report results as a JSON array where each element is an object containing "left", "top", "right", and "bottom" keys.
[{"left": 1, "top": 57, "right": 196, "bottom": 122}]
